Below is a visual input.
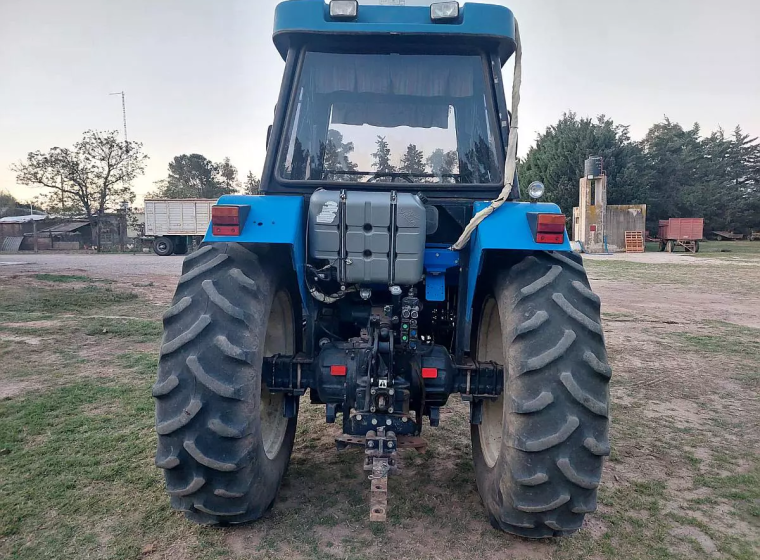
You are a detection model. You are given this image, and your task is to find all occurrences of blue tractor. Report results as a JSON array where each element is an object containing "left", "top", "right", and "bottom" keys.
[{"left": 154, "top": 0, "right": 611, "bottom": 538}]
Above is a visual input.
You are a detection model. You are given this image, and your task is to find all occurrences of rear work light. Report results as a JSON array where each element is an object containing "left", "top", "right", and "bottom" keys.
[
  {"left": 529, "top": 213, "right": 566, "bottom": 244},
  {"left": 211, "top": 205, "right": 249, "bottom": 237},
  {"left": 330, "top": 0, "right": 358, "bottom": 20},
  {"left": 431, "top": 2, "right": 459, "bottom": 22}
]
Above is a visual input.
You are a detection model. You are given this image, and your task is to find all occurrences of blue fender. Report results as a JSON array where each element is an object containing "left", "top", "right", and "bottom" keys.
[
  {"left": 203, "top": 195, "right": 308, "bottom": 307},
  {"left": 466, "top": 201, "right": 572, "bottom": 322}
]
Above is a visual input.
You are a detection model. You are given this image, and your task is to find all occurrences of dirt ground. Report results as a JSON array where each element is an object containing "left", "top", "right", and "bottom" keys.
[{"left": 0, "top": 245, "right": 758, "bottom": 559}]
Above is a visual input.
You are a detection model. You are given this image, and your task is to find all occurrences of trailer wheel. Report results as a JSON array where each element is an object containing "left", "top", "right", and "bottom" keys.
[
  {"left": 153, "top": 237, "right": 174, "bottom": 257},
  {"left": 659, "top": 241, "right": 666, "bottom": 252},
  {"left": 154, "top": 242, "right": 298, "bottom": 525},
  {"left": 666, "top": 241, "right": 675, "bottom": 253},
  {"left": 472, "top": 252, "right": 611, "bottom": 538},
  {"left": 694, "top": 241, "right": 700, "bottom": 253}
]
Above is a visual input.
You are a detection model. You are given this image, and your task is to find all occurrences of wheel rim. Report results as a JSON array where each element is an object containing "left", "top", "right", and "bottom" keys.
[
  {"left": 157, "top": 242, "right": 168, "bottom": 252},
  {"left": 261, "top": 290, "right": 294, "bottom": 460},
  {"left": 477, "top": 297, "right": 505, "bottom": 469}
]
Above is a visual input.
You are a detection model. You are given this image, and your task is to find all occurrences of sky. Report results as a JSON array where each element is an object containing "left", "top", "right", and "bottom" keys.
[{"left": 1, "top": 0, "right": 759, "bottom": 204}]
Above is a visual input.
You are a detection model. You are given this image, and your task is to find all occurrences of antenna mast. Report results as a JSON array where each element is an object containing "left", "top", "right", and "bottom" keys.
[{"left": 109, "top": 91, "right": 129, "bottom": 147}]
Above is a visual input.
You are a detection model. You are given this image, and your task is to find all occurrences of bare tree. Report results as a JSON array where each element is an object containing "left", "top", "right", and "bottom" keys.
[{"left": 12, "top": 130, "right": 148, "bottom": 251}]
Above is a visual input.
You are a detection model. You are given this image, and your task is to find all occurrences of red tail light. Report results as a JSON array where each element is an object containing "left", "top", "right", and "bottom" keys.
[
  {"left": 537, "top": 214, "right": 566, "bottom": 233},
  {"left": 212, "top": 205, "right": 245, "bottom": 236},
  {"left": 422, "top": 368, "right": 438, "bottom": 379},
  {"left": 535, "top": 214, "right": 566, "bottom": 244},
  {"left": 330, "top": 365, "right": 347, "bottom": 376}
]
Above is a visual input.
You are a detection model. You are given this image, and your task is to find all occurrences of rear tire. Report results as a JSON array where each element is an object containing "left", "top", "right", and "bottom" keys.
[
  {"left": 472, "top": 252, "right": 611, "bottom": 538},
  {"left": 153, "top": 242, "right": 298, "bottom": 525},
  {"left": 153, "top": 237, "right": 174, "bottom": 257}
]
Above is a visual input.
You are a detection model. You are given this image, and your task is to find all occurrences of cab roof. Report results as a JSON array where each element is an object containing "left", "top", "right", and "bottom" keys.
[{"left": 273, "top": 1, "right": 517, "bottom": 63}]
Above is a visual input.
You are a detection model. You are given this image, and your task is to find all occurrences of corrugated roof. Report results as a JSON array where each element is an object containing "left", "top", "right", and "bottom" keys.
[
  {"left": 0, "top": 214, "right": 48, "bottom": 223},
  {"left": 37, "top": 222, "right": 89, "bottom": 234}
]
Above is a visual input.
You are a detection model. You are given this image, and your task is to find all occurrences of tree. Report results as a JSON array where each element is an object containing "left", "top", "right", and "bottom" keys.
[
  {"left": 427, "top": 149, "right": 459, "bottom": 182},
  {"left": 519, "top": 112, "right": 760, "bottom": 234},
  {"left": 724, "top": 127, "right": 760, "bottom": 231},
  {"left": 642, "top": 121, "right": 760, "bottom": 232},
  {"left": 150, "top": 154, "right": 238, "bottom": 199},
  {"left": 219, "top": 157, "right": 242, "bottom": 193},
  {"left": 399, "top": 144, "right": 425, "bottom": 176},
  {"left": 12, "top": 130, "right": 146, "bottom": 250},
  {"left": 0, "top": 190, "right": 19, "bottom": 218},
  {"left": 322, "top": 130, "right": 358, "bottom": 180},
  {"left": 638, "top": 118, "right": 703, "bottom": 226},
  {"left": 30, "top": 190, "right": 84, "bottom": 217},
  {"left": 371, "top": 136, "right": 395, "bottom": 178},
  {"left": 461, "top": 138, "right": 500, "bottom": 184},
  {"left": 243, "top": 171, "right": 261, "bottom": 195},
  {"left": 519, "top": 113, "right": 648, "bottom": 214}
]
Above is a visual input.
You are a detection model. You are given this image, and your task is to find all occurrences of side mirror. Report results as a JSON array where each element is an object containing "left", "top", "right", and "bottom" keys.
[{"left": 266, "top": 125, "right": 273, "bottom": 149}]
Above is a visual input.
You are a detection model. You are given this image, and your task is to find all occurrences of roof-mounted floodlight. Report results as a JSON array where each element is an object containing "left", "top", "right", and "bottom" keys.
[
  {"left": 430, "top": 2, "right": 459, "bottom": 22},
  {"left": 330, "top": 0, "right": 358, "bottom": 20}
]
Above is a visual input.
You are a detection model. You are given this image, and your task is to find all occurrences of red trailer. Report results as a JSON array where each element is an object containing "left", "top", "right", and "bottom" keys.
[{"left": 658, "top": 218, "right": 704, "bottom": 253}]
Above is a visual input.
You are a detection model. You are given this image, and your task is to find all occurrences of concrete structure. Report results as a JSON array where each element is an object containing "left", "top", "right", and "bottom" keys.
[{"left": 572, "top": 157, "right": 646, "bottom": 253}]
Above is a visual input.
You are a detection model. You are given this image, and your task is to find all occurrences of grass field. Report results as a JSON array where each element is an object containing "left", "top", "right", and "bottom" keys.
[{"left": 1, "top": 253, "right": 759, "bottom": 559}]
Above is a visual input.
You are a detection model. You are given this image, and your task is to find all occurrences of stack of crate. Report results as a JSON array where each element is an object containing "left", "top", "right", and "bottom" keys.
[{"left": 625, "top": 231, "right": 645, "bottom": 253}]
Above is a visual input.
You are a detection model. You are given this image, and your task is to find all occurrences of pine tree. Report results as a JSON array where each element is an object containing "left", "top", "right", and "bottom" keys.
[
  {"left": 399, "top": 144, "right": 425, "bottom": 176},
  {"left": 371, "top": 136, "right": 395, "bottom": 177},
  {"left": 323, "top": 130, "right": 358, "bottom": 180}
]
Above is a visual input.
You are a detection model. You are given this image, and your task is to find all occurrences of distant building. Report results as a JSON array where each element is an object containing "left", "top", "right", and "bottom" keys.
[
  {"left": 572, "top": 157, "right": 647, "bottom": 253},
  {"left": 0, "top": 213, "right": 143, "bottom": 252}
]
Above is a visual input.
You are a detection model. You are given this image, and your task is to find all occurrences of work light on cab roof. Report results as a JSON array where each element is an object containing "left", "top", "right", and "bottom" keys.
[
  {"left": 329, "top": 0, "right": 358, "bottom": 19},
  {"left": 153, "top": 0, "right": 612, "bottom": 541},
  {"left": 327, "top": 1, "right": 461, "bottom": 23},
  {"left": 430, "top": 2, "right": 459, "bottom": 21}
]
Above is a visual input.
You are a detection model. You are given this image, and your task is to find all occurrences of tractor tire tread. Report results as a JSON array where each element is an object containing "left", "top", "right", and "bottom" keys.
[
  {"left": 512, "top": 391, "right": 554, "bottom": 414},
  {"left": 473, "top": 251, "right": 611, "bottom": 538},
  {"left": 160, "top": 315, "right": 211, "bottom": 356},
  {"left": 154, "top": 242, "right": 297, "bottom": 524},
  {"left": 163, "top": 297, "right": 193, "bottom": 321}
]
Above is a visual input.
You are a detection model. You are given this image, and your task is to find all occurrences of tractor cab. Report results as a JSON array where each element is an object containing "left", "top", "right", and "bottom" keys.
[{"left": 262, "top": 0, "right": 518, "bottom": 201}]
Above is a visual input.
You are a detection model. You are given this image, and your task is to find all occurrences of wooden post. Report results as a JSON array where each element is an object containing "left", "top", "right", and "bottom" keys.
[
  {"left": 33, "top": 218, "right": 38, "bottom": 254},
  {"left": 120, "top": 209, "right": 127, "bottom": 253}
]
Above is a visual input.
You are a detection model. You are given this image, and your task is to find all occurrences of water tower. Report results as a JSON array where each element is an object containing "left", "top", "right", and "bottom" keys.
[{"left": 572, "top": 157, "right": 609, "bottom": 252}]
